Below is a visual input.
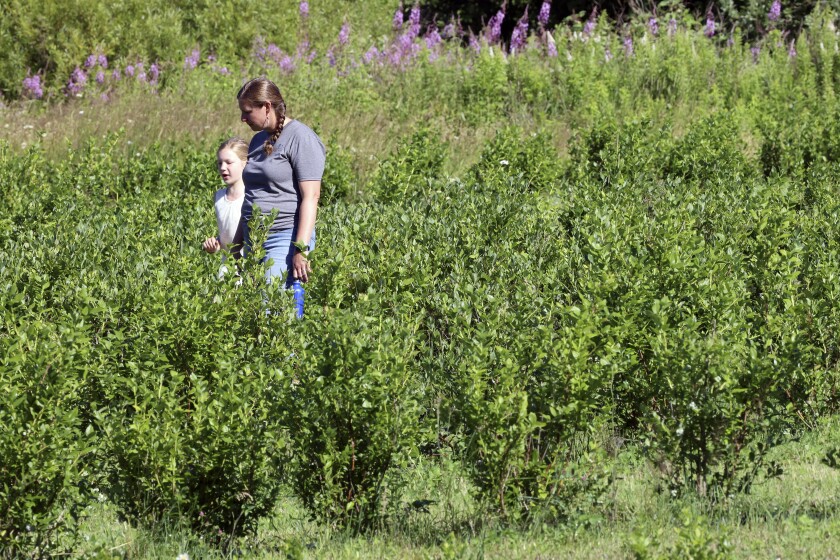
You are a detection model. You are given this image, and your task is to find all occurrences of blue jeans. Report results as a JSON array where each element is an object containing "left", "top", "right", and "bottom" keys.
[{"left": 261, "top": 228, "right": 316, "bottom": 288}]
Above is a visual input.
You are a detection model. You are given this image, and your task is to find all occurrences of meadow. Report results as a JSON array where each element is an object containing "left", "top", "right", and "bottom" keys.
[{"left": 2, "top": 2, "right": 840, "bottom": 558}]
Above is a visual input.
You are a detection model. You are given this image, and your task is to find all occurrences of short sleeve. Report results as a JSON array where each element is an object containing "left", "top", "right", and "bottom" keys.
[{"left": 287, "top": 126, "right": 326, "bottom": 181}]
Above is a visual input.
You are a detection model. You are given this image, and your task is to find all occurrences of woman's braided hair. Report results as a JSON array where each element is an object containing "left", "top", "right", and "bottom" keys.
[{"left": 237, "top": 77, "right": 287, "bottom": 156}]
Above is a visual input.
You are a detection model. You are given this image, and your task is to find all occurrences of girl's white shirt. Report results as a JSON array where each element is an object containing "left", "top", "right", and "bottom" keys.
[{"left": 214, "top": 187, "right": 244, "bottom": 249}]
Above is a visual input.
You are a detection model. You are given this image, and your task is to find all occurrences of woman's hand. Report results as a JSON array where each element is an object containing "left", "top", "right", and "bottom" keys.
[
  {"left": 292, "top": 251, "right": 311, "bottom": 282},
  {"left": 202, "top": 237, "right": 221, "bottom": 253}
]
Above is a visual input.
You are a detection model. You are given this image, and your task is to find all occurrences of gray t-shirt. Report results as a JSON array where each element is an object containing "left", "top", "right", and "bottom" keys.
[{"left": 241, "top": 120, "right": 326, "bottom": 232}]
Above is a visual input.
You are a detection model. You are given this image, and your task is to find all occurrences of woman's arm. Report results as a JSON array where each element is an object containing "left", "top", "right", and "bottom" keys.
[{"left": 291, "top": 179, "right": 320, "bottom": 282}]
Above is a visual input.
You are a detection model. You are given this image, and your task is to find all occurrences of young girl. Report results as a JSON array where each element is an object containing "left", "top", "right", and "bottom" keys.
[{"left": 202, "top": 138, "right": 248, "bottom": 272}]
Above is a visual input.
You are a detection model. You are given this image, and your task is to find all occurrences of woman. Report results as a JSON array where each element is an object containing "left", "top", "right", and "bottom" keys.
[{"left": 237, "top": 77, "right": 325, "bottom": 286}]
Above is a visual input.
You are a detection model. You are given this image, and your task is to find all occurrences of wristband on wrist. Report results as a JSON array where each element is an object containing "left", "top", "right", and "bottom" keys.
[{"left": 293, "top": 241, "right": 310, "bottom": 256}]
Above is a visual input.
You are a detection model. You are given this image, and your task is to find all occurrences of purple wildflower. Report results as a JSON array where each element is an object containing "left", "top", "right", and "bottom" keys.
[
  {"left": 327, "top": 48, "right": 337, "bottom": 67},
  {"left": 266, "top": 44, "right": 282, "bottom": 64},
  {"left": 299, "top": 1, "right": 309, "bottom": 18},
  {"left": 100, "top": 92, "right": 109, "bottom": 102},
  {"left": 605, "top": 47, "right": 613, "bottom": 62},
  {"left": 150, "top": 63, "right": 160, "bottom": 83},
  {"left": 66, "top": 67, "right": 87, "bottom": 96},
  {"left": 751, "top": 45, "right": 760, "bottom": 62},
  {"left": 538, "top": 2, "right": 550, "bottom": 27},
  {"left": 111, "top": 68, "right": 121, "bottom": 80},
  {"left": 85, "top": 55, "right": 97, "bottom": 68},
  {"left": 623, "top": 36, "right": 634, "bottom": 57},
  {"left": 98, "top": 54, "right": 108, "bottom": 68},
  {"left": 768, "top": 1, "right": 781, "bottom": 22},
  {"left": 668, "top": 18, "right": 678, "bottom": 37},
  {"left": 788, "top": 40, "right": 797, "bottom": 58},
  {"left": 307, "top": 50, "right": 318, "bottom": 63},
  {"left": 217, "top": 66, "right": 231, "bottom": 75},
  {"left": 393, "top": 7, "right": 404, "bottom": 30},
  {"left": 338, "top": 22, "right": 350, "bottom": 46},
  {"left": 442, "top": 22, "right": 457, "bottom": 39},
  {"left": 469, "top": 33, "right": 481, "bottom": 54},
  {"left": 510, "top": 14, "right": 528, "bottom": 53},
  {"left": 125, "top": 64, "right": 135, "bottom": 77},
  {"left": 583, "top": 8, "right": 597, "bottom": 36},
  {"left": 95, "top": 71, "right": 105, "bottom": 84},
  {"left": 425, "top": 26, "right": 442, "bottom": 49},
  {"left": 363, "top": 46, "right": 380, "bottom": 64},
  {"left": 487, "top": 9, "right": 505, "bottom": 44},
  {"left": 648, "top": 18, "right": 659, "bottom": 36},
  {"left": 22, "top": 74, "right": 43, "bottom": 99},
  {"left": 184, "top": 49, "right": 200, "bottom": 70},
  {"left": 546, "top": 33, "right": 558, "bottom": 57},
  {"left": 279, "top": 55, "right": 295, "bottom": 73},
  {"left": 207, "top": 54, "right": 216, "bottom": 62},
  {"left": 705, "top": 16, "right": 715, "bottom": 38},
  {"left": 408, "top": 6, "right": 421, "bottom": 38}
]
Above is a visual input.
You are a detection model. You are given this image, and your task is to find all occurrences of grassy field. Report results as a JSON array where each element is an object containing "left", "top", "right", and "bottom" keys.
[{"left": 71, "top": 417, "right": 840, "bottom": 558}]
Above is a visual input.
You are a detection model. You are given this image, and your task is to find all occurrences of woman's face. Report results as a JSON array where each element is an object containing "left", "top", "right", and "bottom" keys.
[
  {"left": 239, "top": 99, "right": 271, "bottom": 132},
  {"left": 217, "top": 148, "right": 246, "bottom": 186}
]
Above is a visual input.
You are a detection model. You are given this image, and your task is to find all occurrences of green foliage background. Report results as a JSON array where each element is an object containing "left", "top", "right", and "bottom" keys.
[{"left": 3, "top": 2, "right": 840, "bottom": 558}]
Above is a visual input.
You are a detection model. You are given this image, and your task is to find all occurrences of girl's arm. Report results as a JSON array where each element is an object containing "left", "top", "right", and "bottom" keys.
[{"left": 291, "top": 180, "right": 320, "bottom": 282}]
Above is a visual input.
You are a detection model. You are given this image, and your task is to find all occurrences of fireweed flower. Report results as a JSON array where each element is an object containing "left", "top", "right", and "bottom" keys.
[
  {"left": 98, "top": 54, "right": 108, "bottom": 68},
  {"left": 623, "top": 36, "right": 634, "bottom": 57},
  {"left": 705, "top": 16, "right": 715, "bottom": 38},
  {"left": 125, "top": 64, "right": 135, "bottom": 77},
  {"left": 95, "top": 71, "right": 105, "bottom": 84},
  {"left": 184, "top": 49, "right": 200, "bottom": 70},
  {"left": 393, "top": 7, "right": 404, "bottom": 30},
  {"left": 299, "top": 1, "right": 309, "bottom": 18},
  {"left": 487, "top": 9, "right": 505, "bottom": 44},
  {"left": 408, "top": 6, "right": 421, "bottom": 38},
  {"left": 546, "top": 32, "right": 558, "bottom": 57},
  {"left": 363, "top": 46, "right": 380, "bottom": 64},
  {"left": 22, "top": 74, "right": 43, "bottom": 99},
  {"left": 648, "top": 17, "right": 659, "bottom": 36},
  {"left": 442, "top": 22, "right": 457, "bottom": 39},
  {"left": 425, "top": 26, "right": 442, "bottom": 49},
  {"left": 583, "top": 18, "right": 596, "bottom": 36},
  {"left": 85, "top": 54, "right": 97, "bottom": 68},
  {"left": 338, "top": 22, "right": 350, "bottom": 46},
  {"left": 538, "top": 1, "right": 551, "bottom": 27},
  {"left": 768, "top": 1, "right": 781, "bottom": 22},
  {"left": 266, "top": 44, "right": 282, "bottom": 64},
  {"left": 469, "top": 33, "right": 481, "bottom": 54},
  {"left": 66, "top": 67, "right": 87, "bottom": 95},
  {"left": 279, "top": 55, "right": 295, "bottom": 73},
  {"left": 510, "top": 14, "right": 528, "bottom": 53}
]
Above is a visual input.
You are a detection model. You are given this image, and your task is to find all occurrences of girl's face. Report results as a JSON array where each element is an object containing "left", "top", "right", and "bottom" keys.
[{"left": 217, "top": 148, "right": 246, "bottom": 186}]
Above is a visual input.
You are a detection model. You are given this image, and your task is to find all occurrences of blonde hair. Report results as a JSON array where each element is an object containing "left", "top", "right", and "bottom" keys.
[
  {"left": 237, "top": 77, "right": 287, "bottom": 156},
  {"left": 218, "top": 137, "right": 249, "bottom": 161}
]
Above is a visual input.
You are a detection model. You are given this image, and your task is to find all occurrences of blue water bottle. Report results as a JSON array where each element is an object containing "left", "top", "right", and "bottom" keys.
[{"left": 292, "top": 279, "right": 305, "bottom": 319}]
